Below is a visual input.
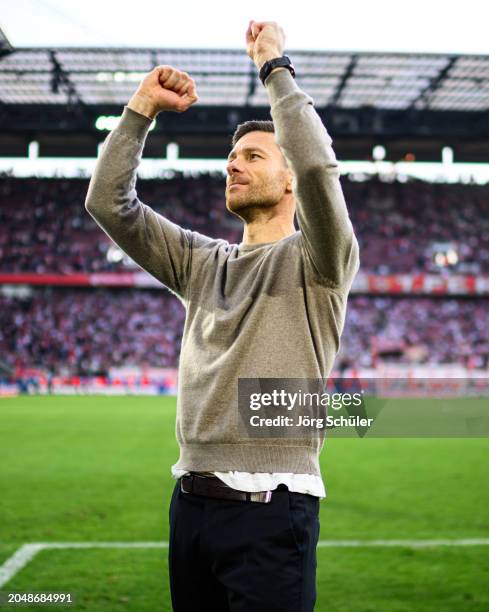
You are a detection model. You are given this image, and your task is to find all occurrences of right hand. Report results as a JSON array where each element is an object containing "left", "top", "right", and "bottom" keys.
[{"left": 128, "top": 65, "right": 198, "bottom": 119}]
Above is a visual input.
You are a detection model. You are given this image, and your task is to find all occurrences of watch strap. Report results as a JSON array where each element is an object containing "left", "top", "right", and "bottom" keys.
[{"left": 259, "top": 55, "right": 296, "bottom": 86}]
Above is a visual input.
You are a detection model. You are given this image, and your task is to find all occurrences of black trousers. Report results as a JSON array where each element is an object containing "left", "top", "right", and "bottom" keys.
[{"left": 168, "top": 478, "right": 320, "bottom": 611}]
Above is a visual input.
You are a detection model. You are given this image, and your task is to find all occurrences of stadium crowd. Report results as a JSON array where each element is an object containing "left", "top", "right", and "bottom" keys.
[
  {"left": 1, "top": 289, "right": 488, "bottom": 375},
  {"left": 1, "top": 174, "right": 488, "bottom": 275},
  {"left": 340, "top": 296, "right": 489, "bottom": 369},
  {"left": 0, "top": 289, "right": 185, "bottom": 376},
  {"left": 2, "top": 173, "right": 488, "bottom": 377}
]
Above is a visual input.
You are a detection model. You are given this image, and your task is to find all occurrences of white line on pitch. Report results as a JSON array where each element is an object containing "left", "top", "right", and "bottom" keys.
[
  {"left": 33, "top": 538, "right": 489, "bottom": 549},
  {"left": 0, "top": 544, "right": 44, "bottom": 589},
  {"left": 316, "top": 538, "right": 489, "bottom": 548},
  {"left": 40, "top": 542, "right": 170, "bottom": 549},
  {"left": 2, "top": 538, "right": 489, "bottom": 588}
]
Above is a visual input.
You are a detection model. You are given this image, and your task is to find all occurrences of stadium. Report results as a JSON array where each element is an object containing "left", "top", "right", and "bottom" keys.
[{"left": 1, "top": 5, "right": 488, "bottom": 611}]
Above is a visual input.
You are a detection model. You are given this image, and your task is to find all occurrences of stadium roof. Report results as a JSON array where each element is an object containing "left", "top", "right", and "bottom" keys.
[
  {"left": 0, "top": 27, "right": 13, "bottom": 55},
  {"left": 1, "top": 46, "right": 488, "bottom": 163},
  {"left": 1, "top": 47, "right": 489, "bottom": 111}
]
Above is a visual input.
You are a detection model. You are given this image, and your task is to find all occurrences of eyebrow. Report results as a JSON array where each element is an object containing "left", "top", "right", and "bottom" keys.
[{"left": 227, "top": 146, "right": 268, "bottom": 161}]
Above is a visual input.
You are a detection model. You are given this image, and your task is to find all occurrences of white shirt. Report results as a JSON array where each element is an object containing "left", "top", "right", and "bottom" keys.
[{"left": 172, "top": 466, "right": 326, "bottom": 499}]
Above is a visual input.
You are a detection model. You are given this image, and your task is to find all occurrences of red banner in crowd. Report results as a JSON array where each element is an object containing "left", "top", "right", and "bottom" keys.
[
  {"left": 351, "top": 272, "right": 489, "bottom": 295},
  {"left": 1, "top": 272, "right": 488, "bottom": 295}
]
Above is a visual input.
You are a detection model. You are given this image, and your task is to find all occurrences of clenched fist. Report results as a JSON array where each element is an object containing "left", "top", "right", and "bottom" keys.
[
  {"left": 128, "top": 65, "right": 198, "bottom": 119},
  {"left": 246, "top": 20, "right": 285, "bottom": 70}
]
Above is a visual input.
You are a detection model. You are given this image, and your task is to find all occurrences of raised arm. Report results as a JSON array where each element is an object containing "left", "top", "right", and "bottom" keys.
[
  {"left": 246, "top": 21, "right": 360, "bottom": 291},
  {"left": 84, "top": 66, "right": 199, "bottom": 299}
]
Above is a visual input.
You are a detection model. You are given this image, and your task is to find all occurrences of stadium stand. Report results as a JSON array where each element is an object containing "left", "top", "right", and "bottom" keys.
[
  {"left": 1, "top": 174, "right": 488, "bottom": 274},
  {"left": 1, "top": 288, "right": 488, "bottom": 378}
]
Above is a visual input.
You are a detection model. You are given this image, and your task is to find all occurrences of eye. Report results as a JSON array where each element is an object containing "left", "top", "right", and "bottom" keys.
[{"left": 250, "top": 153, "right": 261, "bottom": 159}]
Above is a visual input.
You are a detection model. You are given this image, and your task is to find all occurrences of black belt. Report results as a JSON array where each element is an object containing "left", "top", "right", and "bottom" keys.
[{"left": 180, "top": 472, "right": 273, "bottom": 503}]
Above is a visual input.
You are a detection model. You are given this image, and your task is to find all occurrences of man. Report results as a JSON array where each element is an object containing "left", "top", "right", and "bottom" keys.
[{"left": 85, "top": 19, "right": 359, "bottom": 612}]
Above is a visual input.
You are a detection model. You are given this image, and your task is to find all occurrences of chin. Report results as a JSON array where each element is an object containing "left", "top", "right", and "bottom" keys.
[{"left": 225, "top": 196, "right": 248, "bottom": 213}]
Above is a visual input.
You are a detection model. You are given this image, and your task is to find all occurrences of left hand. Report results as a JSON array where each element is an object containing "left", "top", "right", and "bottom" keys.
[{"left": 246, "top": 20, "right": 285, "bottom": 70}]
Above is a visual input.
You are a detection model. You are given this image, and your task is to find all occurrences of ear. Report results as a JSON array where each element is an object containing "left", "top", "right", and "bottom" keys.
[{"left": 285, "top": 169, "right": 294, "bottom": 193}]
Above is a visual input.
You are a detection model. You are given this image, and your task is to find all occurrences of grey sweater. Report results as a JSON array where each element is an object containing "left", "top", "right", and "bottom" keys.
[{"left": 85, "top": 68, "right": 360, "bottom": 477}]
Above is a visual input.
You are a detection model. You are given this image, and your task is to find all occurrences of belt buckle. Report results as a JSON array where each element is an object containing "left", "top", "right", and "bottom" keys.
[
  {"left": 180, "top": 474, "right": 193, "bottom": 494},
  {"left": 248, "top": 490, "right": 273, "bottom": 503}
]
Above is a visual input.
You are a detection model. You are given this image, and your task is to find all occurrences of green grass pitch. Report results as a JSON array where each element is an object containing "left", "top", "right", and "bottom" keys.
[{"left": 1, "top": 395, "right": 488, "bottom": 610}]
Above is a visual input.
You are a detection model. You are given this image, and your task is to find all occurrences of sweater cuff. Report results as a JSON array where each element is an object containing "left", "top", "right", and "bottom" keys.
[
  {"left": 264, "top": 67, "right": 302, "bottom": 104},
  {"left": 117, "top": 105, "right": 154, "bottom": 141}
]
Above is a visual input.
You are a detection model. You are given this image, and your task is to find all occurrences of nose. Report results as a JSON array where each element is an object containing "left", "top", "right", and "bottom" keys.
[{"left": 226, "top": 156, "right": 243, "bottom": 177}]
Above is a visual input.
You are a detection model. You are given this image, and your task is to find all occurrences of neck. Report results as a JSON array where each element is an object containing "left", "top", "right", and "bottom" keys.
[{"left": 241, "top": 209, "right": 295, "bottom": 246}]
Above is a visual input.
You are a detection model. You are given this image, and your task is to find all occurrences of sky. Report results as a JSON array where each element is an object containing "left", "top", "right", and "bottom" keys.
[{"left": 1, "top": 0, "right": 488, "bottom": 55}]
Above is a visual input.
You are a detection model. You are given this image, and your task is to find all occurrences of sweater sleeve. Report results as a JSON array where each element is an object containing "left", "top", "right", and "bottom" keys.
[
  {"left": 84, "top": 106, "right": 192, "bottom": 299},
  {"left": 265, "top": 69, "right": 360, "bottom": 291}
]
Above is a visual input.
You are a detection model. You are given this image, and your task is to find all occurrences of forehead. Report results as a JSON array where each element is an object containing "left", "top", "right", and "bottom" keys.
[{"left": 228, "top": 131, "right": 279, "bottom": 159}]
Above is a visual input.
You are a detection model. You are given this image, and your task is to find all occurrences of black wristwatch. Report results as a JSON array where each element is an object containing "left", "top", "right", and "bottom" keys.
[{"left": 259, "top": 55, "right": 296, "bottom": 86}]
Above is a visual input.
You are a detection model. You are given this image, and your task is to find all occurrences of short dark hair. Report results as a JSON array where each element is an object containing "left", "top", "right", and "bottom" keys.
[{"left": 231, "top": 120, "right": 274, "bottom": 147}]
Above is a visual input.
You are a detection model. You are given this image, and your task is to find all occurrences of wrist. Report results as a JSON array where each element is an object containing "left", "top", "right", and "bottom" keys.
[
  {"left": 127, "top": 92, "right": 159, "bottom": 120},
  {"left": 255, "top": 52, "right": 283, "bottom": 71}
]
